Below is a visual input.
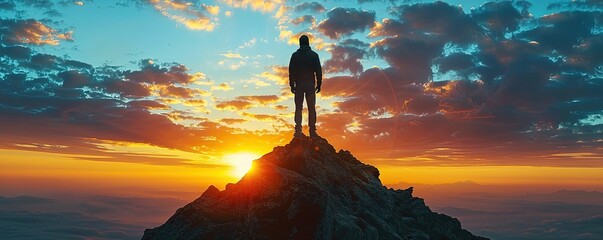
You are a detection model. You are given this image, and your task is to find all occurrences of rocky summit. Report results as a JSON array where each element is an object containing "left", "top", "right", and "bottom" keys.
[{"left": 142, "top": 136, "right": 488, "bottom": 240}]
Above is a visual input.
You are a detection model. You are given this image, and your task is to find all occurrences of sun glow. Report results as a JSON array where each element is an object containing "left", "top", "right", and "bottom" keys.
[{"left": 224, "top": 152, "right": 260, "bottom": 178}]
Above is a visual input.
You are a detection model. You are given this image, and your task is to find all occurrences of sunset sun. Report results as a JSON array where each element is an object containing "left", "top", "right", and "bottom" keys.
[{"left": 224, "top": 152, "right": 260, "bottom": 178}]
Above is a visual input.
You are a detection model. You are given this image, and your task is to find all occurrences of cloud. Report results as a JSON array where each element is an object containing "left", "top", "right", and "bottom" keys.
[
  {"left": 317, "top": 8, "right": 376, "bottom": 39},
  {"left": 0, "top": 19, "right": 73, "bottom": 45},
  {"left": 125, "top": 59, "right": 202, "bottom": 85},
  {"left": 324, "top": 39, "right": 368, "bottom": 75},
  {"left": 242, "top": 112, "right": 280, "bottom": 121},
  {"left": 0, "top": 45, "right": 31, "bottom": 59},
  {"left": 259, "top": 65, "right": 289, "bottom": 85},
  {"left": 128, "top": 100, "right": 170, "bottom": 110},
  {"left": 238, "top": 38, "right": 256, "bottom": 49},
  {"left": 391, "top": 2, "right": 483, "bottom": 43},
  {"left": 236, "top": 95, "right": 280, "bottom": 104},
  {"left": 243, "top": 77, "right": 271, "bottom": 87},
  {"left": 470, "top": 1, "right": 525, "bottom": 40},
  {"left": 0, "top": 1, "right": 16, "bottom": 11},
  {"left": 273, "top": 105, "right": 288, "bottom": 111},
  {"left": 215, "top": 99, "right": 253, "bottom": 110},
  {"left": 293, "top": 2, "right": 325, "bottom": 13},
  {"left": 221, "top": 0, "right": 283, "bottom": 12},
  {"left": 215, "top": 95, "right": 280, "bottom": 111},
  {"left": 308, "top": 1, "right": 603, "bottom": 166},
  {"left": 0, "top": 40, "right": 269, "bottom": 158},
  {"left": 210, "top": 83, "right": 233, "bottom": 91},
  {"left": 548, "top": 0, "right": 603, "bottom": 10},
  {"left": 159, "top": 85, "right": 203, "bottom": 98},
  {"left": 104, "top": 79, "right": 152, "bottom": 98},
  {"left": 58, "top": 70, "right": 90, "bottom": 88},
  {"left": 281, "top": 31, "right": 332, "bottom": 50},
  {"left": 518, "top": 10, "right": 599, "bottom": 54},
  {"left": 148, "top": 0, "right": 219, "bottom": 31},
  {"left": 220, "top": 118, "right": 247, "bottom": 125},
  {"left": 220, "top": 52, "right": 244, "bottom": 59},
  {"left": 290, "top": 15, "right": 316, "bottom": 26}
]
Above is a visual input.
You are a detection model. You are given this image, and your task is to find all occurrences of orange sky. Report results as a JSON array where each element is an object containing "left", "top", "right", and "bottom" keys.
[{"left": 3, "top": 141, "right": 603, "bottom": 200}]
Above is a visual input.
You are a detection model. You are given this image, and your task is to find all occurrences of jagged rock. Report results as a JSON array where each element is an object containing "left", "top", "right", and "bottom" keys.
[{"left": 143, "top": 136, "right": 488, "bottom": 240}]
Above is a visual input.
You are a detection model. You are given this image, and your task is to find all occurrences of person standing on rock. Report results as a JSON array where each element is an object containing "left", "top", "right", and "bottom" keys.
[{"left": 289, "top": 34, "right": 322, "bottom": 138}]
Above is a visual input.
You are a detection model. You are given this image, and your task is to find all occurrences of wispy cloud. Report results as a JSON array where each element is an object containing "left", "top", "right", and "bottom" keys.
[{"left": 148, "top": 0, "right": 220, "bottom": 31}]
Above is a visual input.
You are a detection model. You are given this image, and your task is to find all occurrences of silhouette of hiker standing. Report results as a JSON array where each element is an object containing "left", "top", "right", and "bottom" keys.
[{"left": 289, "top": 35, "right": 322, "bottom": 138}]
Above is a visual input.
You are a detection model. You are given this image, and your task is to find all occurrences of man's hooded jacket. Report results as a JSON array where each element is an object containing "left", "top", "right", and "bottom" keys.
[{"left": 289, "top": 45, "right": 322, "bottom": 89}]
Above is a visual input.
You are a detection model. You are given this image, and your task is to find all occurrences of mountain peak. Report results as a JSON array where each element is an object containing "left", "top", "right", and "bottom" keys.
[{"left": 143, "top": 136, "right": 487, "bottom": 240}]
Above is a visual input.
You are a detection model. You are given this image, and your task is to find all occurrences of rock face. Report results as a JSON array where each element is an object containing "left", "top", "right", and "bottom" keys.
[{"left": 142, "top": 136, "right": 488, "bottom": 240}]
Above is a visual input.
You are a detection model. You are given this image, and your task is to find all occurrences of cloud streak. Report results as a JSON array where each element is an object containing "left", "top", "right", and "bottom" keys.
[{"left": 148, "top": 0, "right": 220, "bottom": 31}]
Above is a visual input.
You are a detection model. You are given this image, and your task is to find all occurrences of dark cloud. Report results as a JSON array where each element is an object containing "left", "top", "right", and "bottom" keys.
[
  {"left": 128, "top": 100, "right": 169, "bottom": 110},
  {"left": 28, "top": 53, "right": 59, "bottom": 69},
  {"left": 392, "top": 1, "right": 483, "bottom": 43},
  {"left": 58, "top": 70, "right": 90, "bottom": 88},
  {"left": 0, "top": 46, "right": 30, "bottom": 59},
  {"left": 324, "top": 39, "right": 368, "bottom": 75},
  {"left": 519, "top": 11, "right": 599, "bottom": 54},
  {"left": 0, "top": 18, "right": 72, "bottom": 46},
  {"left": 104, "top": 78, "right": 151, "bottom": 98},
  {"left": 317, "top": 8, "right": 376, "bottom": 39},
  {"left": 293, "top": 2, "right": 325, "bottom": 13},
  {"left": 372, "top": 36, "right": 444, "bottom": 83},
  {"left": 548, "top": 0, "right": 603, "bottom": 10},
  {"left": 316, "top": 1, "right": 603, "bottom": 166},
  {"left": 125, "top": 59, "right": 198, "bottom": 85},
  {"left": 435, "top": 52, "right": 475, "bottom": 74},
  {"left": 471, "top": 1, "right": 524, "bottom": 40},
  {"left": 0, "top": 1, "right": 16, "bottom": 11}
]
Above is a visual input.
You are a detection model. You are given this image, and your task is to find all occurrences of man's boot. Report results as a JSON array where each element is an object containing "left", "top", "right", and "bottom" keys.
[
  {"left": 294, "top": 126, "right": 303, "bottom": 137},
  {"left": 309, "top": 127, "right": 318, "bottom": 138}
]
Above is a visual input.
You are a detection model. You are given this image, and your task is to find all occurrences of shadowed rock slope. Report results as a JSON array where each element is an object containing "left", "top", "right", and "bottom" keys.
[{"left": 142, "top": 136, "right": 488, "bottom": 240}]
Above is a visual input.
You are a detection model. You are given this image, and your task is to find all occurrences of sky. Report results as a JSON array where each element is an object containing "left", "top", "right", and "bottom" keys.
[{"left": 0, "top": 0, "right": 602, "bottom": 239}]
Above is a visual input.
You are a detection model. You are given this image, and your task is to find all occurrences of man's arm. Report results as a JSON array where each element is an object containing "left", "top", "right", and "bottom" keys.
[
  {"left": 288, "top": 54, "right": 296, "bottom": 93},
  {"left": 315, "top": 53, "right": 322, "bottom": 93}
]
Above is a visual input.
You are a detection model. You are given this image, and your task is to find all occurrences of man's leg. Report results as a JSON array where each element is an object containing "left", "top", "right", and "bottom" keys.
[
  {"left": 306, "top": 88, "right": 317, "bottom": 136},
  {"left": 294, "top": 89, "right": 304, "bottom": 135}
]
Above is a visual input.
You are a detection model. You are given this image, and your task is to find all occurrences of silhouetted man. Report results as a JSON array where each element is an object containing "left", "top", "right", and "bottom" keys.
[{"left": 289, "top": 35, "right": 322, "bottom": 137}]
